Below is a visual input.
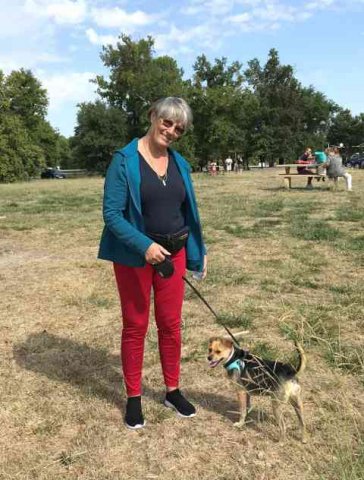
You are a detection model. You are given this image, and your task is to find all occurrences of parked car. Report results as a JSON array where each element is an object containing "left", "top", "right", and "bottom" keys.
[
  {"left": 345, "top": 153, "right": 364, "bottom": 169},
  {"left": 40, "top": 168, "right": 66, "bottom": 179}
]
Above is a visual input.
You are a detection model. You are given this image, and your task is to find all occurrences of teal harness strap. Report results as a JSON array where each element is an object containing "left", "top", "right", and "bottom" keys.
[{"left": 225, "top": 359, "right": 245, "bottom": 375}]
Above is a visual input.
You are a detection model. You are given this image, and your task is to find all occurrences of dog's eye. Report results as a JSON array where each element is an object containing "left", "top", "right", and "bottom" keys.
[
  {"left": 216, "top": 350, "right": 221, "bottom": 354},
  {"left": 208, "top": 348, "right": 212, "bottom": 353}
]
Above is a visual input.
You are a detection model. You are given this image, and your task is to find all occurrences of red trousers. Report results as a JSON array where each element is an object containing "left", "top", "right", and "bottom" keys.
[{"left": 113, "top": 248, "right": 186, "bottom": 397}]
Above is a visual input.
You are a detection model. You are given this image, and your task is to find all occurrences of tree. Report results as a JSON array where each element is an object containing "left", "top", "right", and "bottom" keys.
[
  {"left": 328, "top": 109, "right": 364, "bottom": 157},
  {"left": 190, "top": 55, "right": 248, "bottom": 165},
  {"left": 4, "top": 68, "right": 48, "bottom": 130},
  {"left": 0, "top": 69, "right": 70, "bottom": 182},
  {"left": 94, "top": 35, "right": 186, "bottom": 139},
  {"left": 0, "top": 113, "right": 45, "bottom": 182},
  {"left": 70, "top": 101, "right": 128, "bottom": 173}
]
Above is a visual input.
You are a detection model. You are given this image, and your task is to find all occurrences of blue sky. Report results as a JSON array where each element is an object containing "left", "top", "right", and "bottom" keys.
[{"left": 1, "top": 0, "right": 363, "bottom": 137}]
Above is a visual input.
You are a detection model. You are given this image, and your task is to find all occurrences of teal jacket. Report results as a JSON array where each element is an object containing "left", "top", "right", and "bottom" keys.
[{"left": 98, "top": 138, "right": 206, "bottom": 271}]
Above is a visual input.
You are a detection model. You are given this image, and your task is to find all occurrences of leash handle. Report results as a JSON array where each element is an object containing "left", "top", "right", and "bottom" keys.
[{"left": 182, "top": 275, "right": 240, "bottom": 347}]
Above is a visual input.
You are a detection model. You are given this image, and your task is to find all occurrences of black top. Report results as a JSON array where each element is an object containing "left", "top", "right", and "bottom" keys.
[{"left": 139, "top": 152, "right": 186, "bottom": 234}]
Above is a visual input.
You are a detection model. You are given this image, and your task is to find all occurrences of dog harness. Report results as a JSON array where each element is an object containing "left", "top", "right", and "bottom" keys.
[
  {"left": 224, "top": 347, "right": 248, "bottom": 375},
  {"left": 225, "top": 358, "right": 246, "bottom": 375}
]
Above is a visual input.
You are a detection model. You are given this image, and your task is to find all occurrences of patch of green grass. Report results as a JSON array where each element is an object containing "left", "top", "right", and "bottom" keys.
[
  {"left": 253, "top": 218, "right": 282, "bottom": 227},
  {"left": 258, "top": 258, "right": 282, "bottom": 268},
  {"left": 204, "top": 267, "right": 252, "bottom": 286},
  {"left": 216, "top": 312, "right": 253, "bottom": 330},
  {"left": 223, "top": 224, "right": 249, "bottom": 238},
  {"left": 290, "top": 274, "right": 320, "bottom": 289},
  {"left": 260, "top": 278, "right": 280, "bottom": 292},
  {"left": 290, "top": 218, "right": 341, "bottom": 242},
  {"left": 325, "top": 340, "right": 364, "bottom": 379},
  {"left": 336, "top": 202, "right": 364, "bottom": 222},
  {"left": 251, "top": 341, "right": 280, "bottom": 360},
  {"left": 320, "top": 440, "right": 364, "bottom": 480},
  {"left": 347, "top": 235, "right": 364, "bottom": 252},
  {"left": 279, "top": 307, "right": 337, "bottom": 347},
  {"left": 329, "top": 285, "right": 353, "bottom": 295},
  {"left": 87, "top": 293, "right": 114, "bottom": 309},
  {"left": 223, "top": 222, "right": 276, "bottom": 239},
  {"left": 251, "top": 198, "right": 284, "bottom": 217}
]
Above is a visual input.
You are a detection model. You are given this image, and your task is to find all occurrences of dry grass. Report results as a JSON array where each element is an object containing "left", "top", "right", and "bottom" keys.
[{"left": 0, "top": 170, "right": 363, "bottom": 480}]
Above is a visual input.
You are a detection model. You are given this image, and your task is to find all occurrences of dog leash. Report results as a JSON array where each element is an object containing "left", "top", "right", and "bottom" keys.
[{"left": 182, "top": 275, "right": 241, "bottom": 348}]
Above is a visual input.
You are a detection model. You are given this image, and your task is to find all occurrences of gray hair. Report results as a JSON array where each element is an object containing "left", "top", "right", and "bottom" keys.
[{"left": 148, "top": 97, "right": 193, "bottom": 130}]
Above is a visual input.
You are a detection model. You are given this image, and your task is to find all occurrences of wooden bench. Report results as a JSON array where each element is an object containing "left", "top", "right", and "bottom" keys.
[
  {"left": 278, "top": 173, "right": 325, "bottom": 189},
  {"left": 276, "top": 164, "right": 325, "bottom": 189}
]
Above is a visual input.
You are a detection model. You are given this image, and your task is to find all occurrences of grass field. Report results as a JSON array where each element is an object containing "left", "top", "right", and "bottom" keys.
[{"left": 0, "top": 169, "right": 363, "bottom": 480}]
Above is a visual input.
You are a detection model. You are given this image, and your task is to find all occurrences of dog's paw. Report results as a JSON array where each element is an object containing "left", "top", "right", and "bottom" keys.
[{"left": 233, "top": 421, "right": 245, "bottom": 428}]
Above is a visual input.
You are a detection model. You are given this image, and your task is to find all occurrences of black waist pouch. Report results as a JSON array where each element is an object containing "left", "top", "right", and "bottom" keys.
[{"left": 148, "top": 226, "right": 189, "bottom": 254}]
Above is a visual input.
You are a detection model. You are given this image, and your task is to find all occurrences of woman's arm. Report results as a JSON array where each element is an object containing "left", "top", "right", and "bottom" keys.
[{"left": 103, "top": 152, "right": 153, "bottom": 257}]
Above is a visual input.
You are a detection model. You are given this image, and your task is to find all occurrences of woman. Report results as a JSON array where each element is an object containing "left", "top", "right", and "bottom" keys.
[
  {"left": 325, "top": 147, "right": 352, "bottom": 191},
  {"left": 98, "top": 97, "right": 207, "bottom": 429},
  {"left": 297, "top": 147, "right": 315, "bottom": 188}
]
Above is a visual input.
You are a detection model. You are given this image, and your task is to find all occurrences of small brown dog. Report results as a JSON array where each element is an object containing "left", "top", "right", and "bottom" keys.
[{"left": 207, "top": 336, "right": 307, "bottom": 443}]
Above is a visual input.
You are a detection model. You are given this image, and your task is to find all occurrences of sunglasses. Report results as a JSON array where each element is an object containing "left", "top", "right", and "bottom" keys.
[{"left": 161, "top": 118, "right": 185, "bottom": 137}]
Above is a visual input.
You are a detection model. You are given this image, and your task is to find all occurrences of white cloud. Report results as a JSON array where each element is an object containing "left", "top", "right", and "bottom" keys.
[
  {"left": 182, "top": 0, "right": 236, "bottom": 15},
  {"left": 85, "top": 28, "right": 118, "bottom": 46},
  {"left": 154, "top": 23, "right": 223, "bottom": 55},
  {"left": 38, "top": 71, "right": 98, "bottom": 109},
  {"left": 305, "top": 0, "right": 335, "bottom": 10},
  {"left": 24, "top": 0, "right": 88, "bottom": 25},
  {"left": 91, "top": 6, "right": 156, "bottom": 29}
]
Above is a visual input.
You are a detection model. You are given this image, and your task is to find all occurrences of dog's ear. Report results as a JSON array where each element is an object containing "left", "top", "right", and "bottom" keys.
[{"left": 221, "top": 338, "right": 233, "bottom": 348}]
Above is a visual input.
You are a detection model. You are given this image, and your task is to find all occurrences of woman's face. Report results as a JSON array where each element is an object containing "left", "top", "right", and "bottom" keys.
[{"left": 149, "top": 114, "right": 185, "bottom": 149}]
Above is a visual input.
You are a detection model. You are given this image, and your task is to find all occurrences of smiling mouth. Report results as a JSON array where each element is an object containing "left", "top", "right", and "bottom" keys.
[{"left": 209, "top": 358, "right": 223, "bottom": 368}]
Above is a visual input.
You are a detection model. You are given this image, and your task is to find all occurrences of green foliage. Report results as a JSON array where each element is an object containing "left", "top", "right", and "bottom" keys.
[
  {"left": 0, "top": 69, "right": 69, "bottom": 182},
  {"left": 4, "top": 68, "right": 48, "bottom": 127},
  {"left": 244, "top": 49, "right": 336, "bottom": 165},
  {"left": 70, "top": 101, "right": 128, "bottom": 173},
  {"left": 328, "top": 109, "right": 364, "bottom": 156},
  {"left": 0, "top": 113, "right": 45, "bottom": 182},
  {"left": 3, "top": 38, "right": 363, "bottom": 182},
  {"left": 94, "top": 34, "right": 185, "bottom": 139}
]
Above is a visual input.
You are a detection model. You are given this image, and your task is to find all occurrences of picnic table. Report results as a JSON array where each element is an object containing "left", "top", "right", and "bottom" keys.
[{"left": 276, "top": 164, "right": 323, "bottom": 189}]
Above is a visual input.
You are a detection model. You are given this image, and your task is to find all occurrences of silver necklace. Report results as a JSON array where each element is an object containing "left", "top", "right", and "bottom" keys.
[
  {"left": 143, "top": 138, "right": 169, "bottom": 186},
  {"left": 158, "top": 171, "right": 168, "bottom": 186}
]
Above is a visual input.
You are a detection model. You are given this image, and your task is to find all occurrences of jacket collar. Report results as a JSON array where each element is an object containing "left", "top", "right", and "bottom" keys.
[{"left": 117, "top": 138, "right": 192, "bottom": 217}]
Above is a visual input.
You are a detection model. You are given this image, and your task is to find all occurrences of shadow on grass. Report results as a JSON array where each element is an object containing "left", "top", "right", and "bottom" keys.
[
  {"left": 14, "top": 331, "right": 270, "bottom": 429},
  {"left": 178, "top": 389, "right": 270, "bottom": 428},
  {"left": 13, "top": 331, "right": 124, "bottom": 409}
]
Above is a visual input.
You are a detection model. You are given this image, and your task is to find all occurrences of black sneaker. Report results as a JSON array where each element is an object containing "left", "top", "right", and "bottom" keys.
[
  {"left": 124, "top": 396, "right": 146, "bottom": 430},
  {"left": 164, "top": 389, "right": 196, "bottom": 417}
]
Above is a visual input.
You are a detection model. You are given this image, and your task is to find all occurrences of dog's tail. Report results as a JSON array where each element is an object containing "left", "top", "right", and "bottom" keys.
[{"left": 294, "top": 341, "right": 307, "bottom": 375}]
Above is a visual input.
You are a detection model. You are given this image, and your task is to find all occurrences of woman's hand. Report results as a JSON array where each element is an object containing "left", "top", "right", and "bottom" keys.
[
  {"left": 145, "top": 242, "right": 171, "bottom": 264},
  {"left": 201, "top": 255, "right": 208, "bottom": 279}
]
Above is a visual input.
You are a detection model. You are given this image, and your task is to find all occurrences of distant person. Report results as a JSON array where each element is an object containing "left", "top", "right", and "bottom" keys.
[
  {"left": 314, "top": 150, "right": 327, "bottom": 181},
  {"left": 225, "top": 156, "right": 233, "bottom": 172},
  {"left": 297, "top": 147, "right": 315, "bottom": 189},
  {"left": 325, "top": 147, "right": 352, "bottom": 191},
  {"left": 209, "top": 161, "right": 217, "bottom": 176},
  {"left": 98, "top": 97, "right": 207, "bottom": 429}
]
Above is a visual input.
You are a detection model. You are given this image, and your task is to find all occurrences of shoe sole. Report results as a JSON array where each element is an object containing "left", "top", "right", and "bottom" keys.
[
  {"left": 125, "top": 420, "right": 146, "bottom": 430},
  {"left": 164, "top": 400, "right": 196, "bottom": 417}
]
